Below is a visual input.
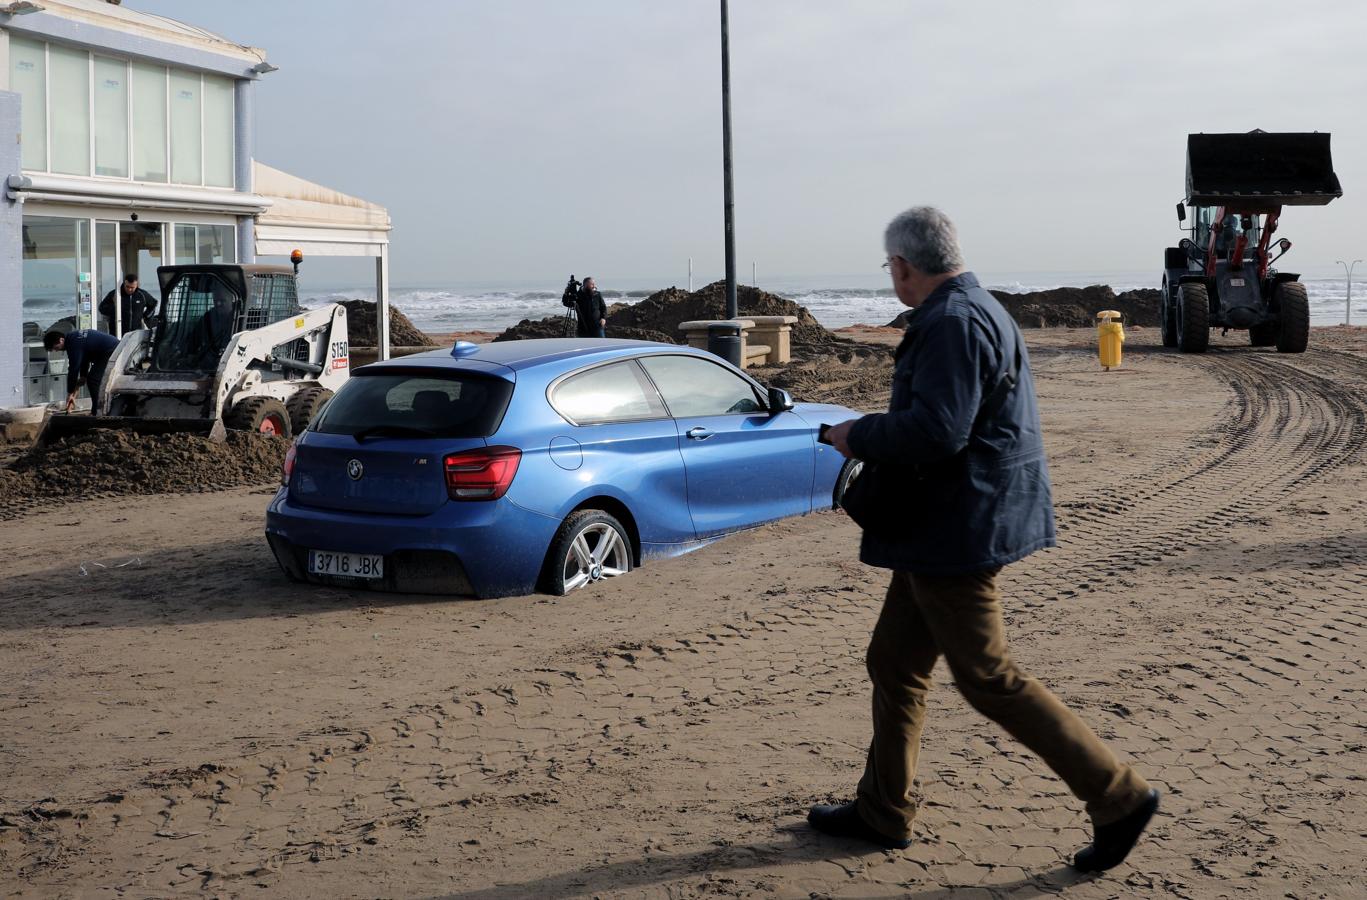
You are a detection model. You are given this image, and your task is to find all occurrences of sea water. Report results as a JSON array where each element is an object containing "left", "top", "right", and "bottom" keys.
[{"left": 300, "top": 269, "right": 1365, "bottom": 334}]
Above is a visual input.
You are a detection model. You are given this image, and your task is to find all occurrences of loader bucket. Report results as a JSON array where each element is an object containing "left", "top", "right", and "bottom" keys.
[
  {"left": 1186, "top": 131, "right": 1342, "bottom": 209},
  {"left": 36, "top": 413, "right": 225, "bottom": 449}
]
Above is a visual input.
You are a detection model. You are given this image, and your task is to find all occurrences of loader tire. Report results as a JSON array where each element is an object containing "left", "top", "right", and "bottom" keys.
[
  {"left": 225, "top": 397, "right": 293, "bottom": 438},
  {"left": 286, "top": 386, "right": 334, "bottom": 434},
  {"left": 1160, "top": 278, "right": 1178, "bottom": 347},
  {"left": 1177, "top": 282, "right": 1210, "bottom": 353},
  {"left": 1248, "top": 322, "right": 1277, "bottom": 347},
  {"left": 1274, "top": 281, "right": 1309, "bottom": 353}
]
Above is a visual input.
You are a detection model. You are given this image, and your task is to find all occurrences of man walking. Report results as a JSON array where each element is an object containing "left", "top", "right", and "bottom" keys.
[
  {"left": 817, "top": 207, "right": 1158, "bottom": 872},
  {"left": 44, "top": 328, "right": 120, "bottom": 412},
  {"left": 575, "top": 277, "right": 608, "bottom": 338},
  {"left": 98, "top": 273, "right": 158, "bottom": 336}
]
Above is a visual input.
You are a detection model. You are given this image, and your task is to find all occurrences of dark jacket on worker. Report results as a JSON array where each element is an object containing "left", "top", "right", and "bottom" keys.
[
  {"left": 98, "top": 286, "right": 158, "bottom": 333},
  {"left": 61, "top": 328, "right": 120, "bottom": 396},
  {"left": 575, "top": 287, "right": 607, "bottom": 338},
  {"left": 845, "top": 272, "right": 1056, "bottom": 575}
]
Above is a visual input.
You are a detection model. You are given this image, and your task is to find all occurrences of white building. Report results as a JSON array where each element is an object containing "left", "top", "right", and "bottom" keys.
[{"left": 1, "top": 0, "right": 392, "bottom": 410}]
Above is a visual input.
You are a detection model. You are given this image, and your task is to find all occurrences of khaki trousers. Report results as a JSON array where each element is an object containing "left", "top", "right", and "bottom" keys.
[{"left": 855, "top": 569, "right": 1151, "bottom": 841}]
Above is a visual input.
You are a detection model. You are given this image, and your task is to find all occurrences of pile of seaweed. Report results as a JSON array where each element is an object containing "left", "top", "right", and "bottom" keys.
[
  {"left": 340, "top": 300, "right": 438, "bottom": 347},
  {"left": 887, "top": 286, "right": 1162, "bottom": 329},
  {"left": 494, "top": 281, "right": 840, "bottom": 348}
]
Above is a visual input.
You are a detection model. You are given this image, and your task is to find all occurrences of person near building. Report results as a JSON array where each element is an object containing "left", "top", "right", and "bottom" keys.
[
  {"left": 575, "top": 277, "right": 608, "bottom": 338},
  {"left": 814, "top": 206, "right": 1159, "bottom": 872},
  {"left": 43, "top": 328, "right": 120, "bottom": 412},
  {"left": 98, "top": 273, "right": 159, "bottom": 335}
]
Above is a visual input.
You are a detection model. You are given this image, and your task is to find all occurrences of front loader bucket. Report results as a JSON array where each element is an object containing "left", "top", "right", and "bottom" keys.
[
  {"left": 36, "top": 413, "right": 225, "bottom": 448},
  {"left": 1186, "top": 131, "right": 1342, "bottom": 209}
]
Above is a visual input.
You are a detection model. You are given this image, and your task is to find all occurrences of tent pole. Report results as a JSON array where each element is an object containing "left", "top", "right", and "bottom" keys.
[{"left": 376, "top": 245, "right": 390, "bottom": 361}]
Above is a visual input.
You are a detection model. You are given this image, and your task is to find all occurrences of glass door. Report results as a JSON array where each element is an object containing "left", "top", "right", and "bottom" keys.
[{"left": 97, "top": 221, "right": 120, "bottom": 334}]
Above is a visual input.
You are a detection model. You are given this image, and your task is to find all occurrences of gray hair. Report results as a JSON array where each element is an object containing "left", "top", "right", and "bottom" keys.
[{"left": 884, "top": 206, "right": 964, "bottom": 275}]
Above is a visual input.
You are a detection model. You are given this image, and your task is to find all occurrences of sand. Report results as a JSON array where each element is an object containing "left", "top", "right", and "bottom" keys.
[{"left": 2, "top": 326, "right": 1366, "bottom": 898}]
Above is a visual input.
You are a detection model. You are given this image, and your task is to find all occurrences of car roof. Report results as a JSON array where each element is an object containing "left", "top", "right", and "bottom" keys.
[{"left": 363, "top": 338, "right": 704, "bottom": 375}]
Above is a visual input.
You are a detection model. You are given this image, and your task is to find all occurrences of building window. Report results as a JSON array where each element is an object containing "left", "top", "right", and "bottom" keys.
[
  {"left": 10, "top": 37, "right": 47, "bottom": 171},
  {"left": 174, "top": 223, "right": 235, "bottom": 264},
  {"left": 11, "top": 39, "right": 236, "bottom": 189},
  {"left": 94, "top": 57, "right": 130, "bottom": 178},
  {"left": 49, "top": 44, "right": 90, "bottom": 176},
  {"left": 169, "top": 70, "right": 202, "bottom": 186},
  {"left": 203, "top": 75, "right": 235, "bottom": 188},
  {"left": 131, "top": 62, "right": 168, "bottom": 182}
]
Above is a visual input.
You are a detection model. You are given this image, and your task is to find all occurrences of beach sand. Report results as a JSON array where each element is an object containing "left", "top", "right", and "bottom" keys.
[{"left": 2, "top": 326, "right": 1365, "bottom": 897}]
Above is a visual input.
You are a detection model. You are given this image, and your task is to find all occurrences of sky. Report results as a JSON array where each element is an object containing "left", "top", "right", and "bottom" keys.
[{"left": 133, "top": 0, "right": 1367, "bottom": 288}]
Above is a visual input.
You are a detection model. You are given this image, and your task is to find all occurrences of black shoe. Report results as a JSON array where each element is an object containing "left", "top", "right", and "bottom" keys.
[
  {"left": 1072, "top": 789, "right": 1160, "bottom": 872},
  {"left": 807, "top": 802, "right": 912, "bottom": 850}
]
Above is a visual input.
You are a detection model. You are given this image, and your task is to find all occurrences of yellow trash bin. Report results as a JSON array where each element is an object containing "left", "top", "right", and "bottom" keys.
[{"left": 1097, "top": 310, "right": 1124, "bottom": 370}]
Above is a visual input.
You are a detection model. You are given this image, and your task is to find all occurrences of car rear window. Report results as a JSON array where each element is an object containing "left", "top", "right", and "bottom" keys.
[{"left": 311, "top": 369, "right": 514, "bottom": 438}]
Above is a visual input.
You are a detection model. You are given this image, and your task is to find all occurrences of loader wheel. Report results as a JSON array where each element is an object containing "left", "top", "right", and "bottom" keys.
[
  {"left": 1248, "top": 322, "right": 1277, "bottom": 347},
  {"left": 226, "top": 397, "right": 293, "bottom": 438},
  {"left": 1160, "top": 278, "right": 1178, "bottom": 348},
  {"left": 286, "top": 386, "right": 334, "bottom": 434},
  {"left": 1176, "top": 283, "right": 1210, "bottom": 353},
  {"left": 1274, "top": 281, "right": 1309, "bottom": 353}
]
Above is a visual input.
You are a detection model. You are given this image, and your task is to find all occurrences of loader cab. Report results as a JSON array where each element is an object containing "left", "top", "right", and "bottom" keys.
[
  {"left": 151, "top": 264, "right": 302, "bottom": 373},
  {"left": 1187, "top": 206, "right": 1260, "bottom": 261}
]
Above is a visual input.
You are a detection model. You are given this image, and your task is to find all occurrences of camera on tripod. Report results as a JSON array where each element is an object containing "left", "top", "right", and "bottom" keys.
[{"left": 561, "top": 275, "right": 581, "bottom": 309}]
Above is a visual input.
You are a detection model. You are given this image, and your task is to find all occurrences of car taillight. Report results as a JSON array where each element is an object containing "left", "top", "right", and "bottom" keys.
[
  {"left": 444, "top": 446, "right": 521, "bottom": 500},
  {"left": 281, "top": 441, "right": 298, "bottom": 486}
]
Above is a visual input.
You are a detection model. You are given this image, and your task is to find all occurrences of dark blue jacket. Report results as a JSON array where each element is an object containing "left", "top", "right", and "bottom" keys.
[
  {"left": 846, "top": 272, "right": 1056, "bottom": 575},
  {"left": 63, "top": 328, "right": 120, "bottom": 394}
]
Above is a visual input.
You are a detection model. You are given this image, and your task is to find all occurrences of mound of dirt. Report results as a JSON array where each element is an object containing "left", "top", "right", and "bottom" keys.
[
  {"left": 608, "top": 282, "right": 840, "bottom": 347},
  {"left": 491, "top": 317, "right": 682, "bottom": 345},
  {"left": 491, "top": 316, "right": 571, "bottom": 342},
  {"left": 340, "top": 300, "right": 438, "bottom": 347},
  {"left": 0, "top": 429, "right": 288, "bottom": 517},
  {"left": 886, "top": 286, "right": 1162, "bottom": 329}
]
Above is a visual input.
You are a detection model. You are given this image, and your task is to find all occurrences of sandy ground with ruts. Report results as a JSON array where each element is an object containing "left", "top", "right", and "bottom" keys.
[{"left": 2, "top": 326, "right": 1366, "bottom": 898}]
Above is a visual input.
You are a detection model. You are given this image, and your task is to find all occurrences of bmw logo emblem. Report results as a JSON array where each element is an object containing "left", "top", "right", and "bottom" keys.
[{"left": 347, "top": 459, "right": 364, "bottom": 481}]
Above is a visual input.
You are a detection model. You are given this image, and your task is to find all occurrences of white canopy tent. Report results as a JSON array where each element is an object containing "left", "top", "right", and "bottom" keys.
[{"left": 252, "top": 162, "right": 392, "bottom": 357}]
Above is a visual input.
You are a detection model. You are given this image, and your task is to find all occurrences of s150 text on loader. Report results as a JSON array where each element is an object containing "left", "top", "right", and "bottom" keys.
[
  {"left": 39, "top": 252, "right": 349, "bottom": 445},
  {"left": 1163, "top": 130, "right": 1342, "bottom": 353}
]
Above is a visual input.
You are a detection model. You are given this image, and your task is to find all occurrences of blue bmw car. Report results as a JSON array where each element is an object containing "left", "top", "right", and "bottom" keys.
[{"left": 266, "top": 338, "right": 861, "bottom": 598}]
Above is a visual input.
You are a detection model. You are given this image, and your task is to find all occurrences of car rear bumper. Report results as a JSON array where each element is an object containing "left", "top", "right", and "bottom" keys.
[{"left": 265, "top": 489, "right": 560, "bottom": 597}]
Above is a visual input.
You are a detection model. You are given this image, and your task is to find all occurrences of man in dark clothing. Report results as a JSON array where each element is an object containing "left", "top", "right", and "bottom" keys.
[
  {"left": 44, "top": 328, "right": 120, "bottom": 412},
  {"left": 192, "top": 281, "right": 239, "bottom": 369},
  {"left": 98, "top": 273, "right": 158, "bottom": 335},
  {"left": 575, "top": 276, "right": 607, "bottom": 338},
  {"left": 815, "top": 207, "right": 1158, "bottom": 873}
]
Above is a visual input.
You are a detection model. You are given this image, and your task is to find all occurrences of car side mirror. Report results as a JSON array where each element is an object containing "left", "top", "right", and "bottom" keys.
[
  {"left": 1176, "top": 202, "right": 1187, "bottom": 223},
  {"left": 767, "top": 386, "right": 794, "bottom": 414}
]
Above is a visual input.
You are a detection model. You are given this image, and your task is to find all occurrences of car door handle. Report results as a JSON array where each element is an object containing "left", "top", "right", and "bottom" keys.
[{"left": 686, "top": 426, "right": 714, "bottom": 441}]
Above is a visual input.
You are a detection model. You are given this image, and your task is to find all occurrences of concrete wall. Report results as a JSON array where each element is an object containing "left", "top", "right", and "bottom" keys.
[
  {"left": 0, "top": 91, "right": 21, "bottom": 410},
  {"left": 235, "top": 78, "right": 255, "bottom": 264}
]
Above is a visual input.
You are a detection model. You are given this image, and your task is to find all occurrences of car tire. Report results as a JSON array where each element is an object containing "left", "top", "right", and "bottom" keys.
[
  {"left": 833, "top": 458, "right": 864, "bottom": 509},
  {"left": 541, "top": 509, "right": 633, "bottom": 596},
  {"left": 1274, "top": 281, "right": 1309, "bottom": 353},
  {"left": 285, "top": 386, "right": 334, "bottom": 433},
  {"left": 225, "top": 397, "right": 293, "bottom": 438},
  {"left": 1160, "top": 278, "right": 1179, "bottom": 348},
  {"left": 1176, "top": 282, "right": 1210, "bottom": 353}
]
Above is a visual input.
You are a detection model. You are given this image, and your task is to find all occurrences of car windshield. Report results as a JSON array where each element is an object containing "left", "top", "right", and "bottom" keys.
[{"left": 311, "top": 369, "right": 514, "bottom": 438}]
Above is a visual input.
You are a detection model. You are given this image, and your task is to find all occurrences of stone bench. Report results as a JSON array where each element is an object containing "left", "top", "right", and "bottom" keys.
[{"left": 677, "top": 315, "right": 797, "bottom": 368}]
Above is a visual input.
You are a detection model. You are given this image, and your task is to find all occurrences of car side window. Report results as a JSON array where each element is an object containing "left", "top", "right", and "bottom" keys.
[
  {"left": 639, "top": 355, "right": 764, "bottom": 418},
  {"left": 552, "top": 361, "right": 668, "bottom": 425}
]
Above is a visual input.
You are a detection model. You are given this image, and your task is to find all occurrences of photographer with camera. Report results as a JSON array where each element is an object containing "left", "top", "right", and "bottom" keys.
[{"left": 562, "top": 275, "right": 607, "bottom": 338}]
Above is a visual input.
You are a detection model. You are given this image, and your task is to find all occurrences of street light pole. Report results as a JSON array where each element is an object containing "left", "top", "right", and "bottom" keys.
[
  {"left": 720, "top": 0, "right": 737, "bottom": 322},
  {"left": 1337, "top": 259, "right": 1362, "bottom": 325}
]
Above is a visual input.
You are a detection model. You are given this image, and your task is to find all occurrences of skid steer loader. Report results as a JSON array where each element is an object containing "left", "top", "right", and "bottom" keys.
[
  {"left": 38, "top": 258, "right": 349, "bottom": 446},
  {"left": 1162, "top": 130, "right": 1341, "bottom": 353}
]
